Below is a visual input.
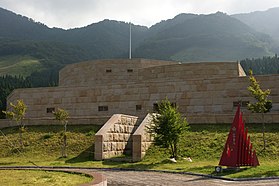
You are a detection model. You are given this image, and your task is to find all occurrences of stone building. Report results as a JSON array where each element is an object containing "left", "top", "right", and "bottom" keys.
[{"left": 6, "top": 59, "right": 279, "bottom": 125}]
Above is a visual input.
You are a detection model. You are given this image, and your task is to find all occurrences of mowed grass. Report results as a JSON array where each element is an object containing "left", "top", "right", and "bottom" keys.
[
  {"left": 0, "top": 123, "right": 278, "bottom": 179},
  {"left": 0, "top": 55, "right": 43, "bottom": 77},
  {"left": 0, "top": 170, "right": 92, "bottom": 186}
]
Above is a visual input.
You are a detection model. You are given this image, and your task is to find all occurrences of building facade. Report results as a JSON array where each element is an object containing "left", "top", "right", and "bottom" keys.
[{"left": 6, "top": 59, "right": 279, "bottom": 125}]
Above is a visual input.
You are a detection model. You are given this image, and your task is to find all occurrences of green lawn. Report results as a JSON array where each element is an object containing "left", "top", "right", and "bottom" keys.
[
  {"left": 0, "top": 170, "right": 92, "bottom": 186},
  {"left": 0, "top": 124, "right": 278, "bottom": 179}
]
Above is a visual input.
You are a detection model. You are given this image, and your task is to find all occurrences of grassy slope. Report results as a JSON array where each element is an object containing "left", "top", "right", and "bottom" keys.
[
  {"left": 0, "top": 55, "right": 43, "bottom": 77},
  {"left": 0, "top": 124, "right": 278, "bottom": 178}
]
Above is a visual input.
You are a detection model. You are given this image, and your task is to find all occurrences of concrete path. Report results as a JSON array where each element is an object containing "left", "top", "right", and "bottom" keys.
[
  {"left": 1, "top": 166, "right": 278, "bottom": 186},
  {"left": 88, "top": 169, "right": 279, "bottom": 186}
]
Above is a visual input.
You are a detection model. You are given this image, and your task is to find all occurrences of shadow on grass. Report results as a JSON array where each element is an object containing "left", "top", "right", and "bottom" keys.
[
  {"left": 0, "top": 162, "right": 17, "bottom": 166},
  {"left": 187, "top": 165, "right": 215, "bottom": 173},
  {"left": 212, "top": 167, "right": 248, "bottom": 177},
  {"left": 231, "top": 168, "right": 279, "bottom": 178},
  {"left": 102, "top": 158, "right": 174, "bottom": 170},
  {"left": 210, "top": 165, "right": 279, "bottom": 178},
  {"left": 209, "top": 166, "right": 279, "bottom": 178},
  {"left": 65, "top": 145, "right": 94, "bottom": 163}
]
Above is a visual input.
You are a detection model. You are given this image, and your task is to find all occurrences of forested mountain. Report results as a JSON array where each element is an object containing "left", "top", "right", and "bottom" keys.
[
  {"left": 233, "top": 7, "right": 279, "bottom": 43},
  {"left": 0, "top": 7, "right": 148, "bottom": 73},
  {"left": 1, "top": 7, "right": 279, "bottom": 118},
  {"left": 133, "top": 12, "right": 277, "bottom": 62},
  {"left": 1, "top": 7, "right": 279, "bottom": 68}
]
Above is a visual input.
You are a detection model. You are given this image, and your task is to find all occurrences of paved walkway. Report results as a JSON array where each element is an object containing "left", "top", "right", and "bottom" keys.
[
  {"left": 1, "top": 167, "right": 278, "bottom": 186},
  {"left": 87, "top": 169, "right": 279, "bottom": 186}
]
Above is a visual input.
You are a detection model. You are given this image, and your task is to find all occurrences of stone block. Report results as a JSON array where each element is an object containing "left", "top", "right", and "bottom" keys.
[
  {"left": 113, "top": 134, "right": 118, "bottom": 141},
  {"left": 121, "top": 117, "right": 126, "bottom": 125},
  {"left": 119, "top": 125, "right": 124, "bottom": 133},
  {"left": 108, "top": 133, "right": 113, "bottom": 141},
  {"left": 114, "top": 124, "right": 119, "bottom": 133},
  {"left": 111, "top": 142, "right": 116, "bottom": 151},
  {"left": 124, "top": 134, "right": 129, "bottom": 141},
  {"left": 119, "top": 134, "right": 124, "bottom": 142}
]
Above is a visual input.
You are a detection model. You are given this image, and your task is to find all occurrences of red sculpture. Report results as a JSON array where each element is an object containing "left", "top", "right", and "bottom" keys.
[{"left": 219, "top": 105, "right": 259, "bottom": 167}]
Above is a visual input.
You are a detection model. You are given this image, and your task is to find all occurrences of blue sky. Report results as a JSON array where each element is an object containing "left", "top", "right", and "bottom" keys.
[{"left": 0, "top": 0, "right": 279, "bottom": 29}]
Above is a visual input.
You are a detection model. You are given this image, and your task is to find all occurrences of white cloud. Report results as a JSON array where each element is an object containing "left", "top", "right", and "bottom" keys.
[{"left": 0, "top": 0, "right": 279, "bottom": 29}]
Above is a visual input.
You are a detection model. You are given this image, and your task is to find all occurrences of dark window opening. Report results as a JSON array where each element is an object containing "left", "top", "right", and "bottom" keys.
[
  {"left": 127, "top": 69, "right": 133, "bottom": 73},
  {"left": 98, "top": 106, "right": 108, "bottom": 111},
  {"left": 46, "top": 107, "right": 55, "bottom": 113},
  {"left": 153, "top": 103, "right": 159, "bottom": 112},
  {"left": 136, "top": 105, "right": 142, "bottom": 111},
  {"left": 106, "top": 69, "right": 112, "bottom": 73},
  {"left": 233, "top": 101, "right": 249, "bottom": 107}
]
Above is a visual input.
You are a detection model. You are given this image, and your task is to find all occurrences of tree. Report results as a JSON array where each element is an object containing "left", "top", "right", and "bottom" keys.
[
  {"left": 247, "top": 70, "right": 272, "bottom": 150},
  {"left": 2, "top": 99, "right": 27, "bottom": 149},
  {"left": 149, "top": 98, "right": 189, "bottom": 159},
  {"left": 53, "top": 108, "right": 69, "bottom": 158}
]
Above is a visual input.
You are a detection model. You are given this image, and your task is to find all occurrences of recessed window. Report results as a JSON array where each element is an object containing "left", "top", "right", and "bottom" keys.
[
  {"left": 98, "top": 106, "right": 108, "bottom": 111},
  {"left": 233, "top": 101, "right": 249, "bottom": 107},
  {"left": 46, "top": 107, "right": 55, "bottom": 113},
  {"left": 136, "top": 105, "right": 142, "bottom": 111},
  {"left": 153, "top": 103, "right": 159, "bottom": 112},
  {"left": 127, "top": 69, "right": 133, "bottom": 73},
  {"left": 106, "top": 69, "right": 112, "bottom": 73},
  {"left": 171, "top": 102, "right": 177, "bottom": 108}
]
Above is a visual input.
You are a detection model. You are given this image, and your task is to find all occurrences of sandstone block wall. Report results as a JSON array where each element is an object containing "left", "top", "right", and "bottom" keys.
[
  {"left": 5, "top": 59, "right": 279, "bottom": 125},
  {"left": 94, "top": 114, "right": 139, "bottom": 160},
  {"left": 59, "top": 59, "right": 177, "bottom": 87},
  {"left": 132, "top": 113, "right": 153, "bottom": 162}
]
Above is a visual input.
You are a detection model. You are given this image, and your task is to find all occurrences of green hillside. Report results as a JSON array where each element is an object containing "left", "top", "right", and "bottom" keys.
[
  {"left": 133, "top": 12, "right": 276, "bottom": 62},
  {"left": 1, "top": 7, "right": 279, "bottom": 73},
  {"left": 0, "top": 55, "right": 43, "bottom": 77},
  {"left": 233, "top": 7, "right": 279, "bottom": 43}
]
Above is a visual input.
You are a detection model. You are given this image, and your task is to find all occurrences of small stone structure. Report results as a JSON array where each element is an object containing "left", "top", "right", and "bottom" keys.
[
  {"left": 94, "top": 114, "right": 139, "bottom": 160},
  {"left": 94, "top": 114, "right": 153, "bottom": 161},
  {"left": 132, "top": 113, "right": 153, "bottom": 162}
]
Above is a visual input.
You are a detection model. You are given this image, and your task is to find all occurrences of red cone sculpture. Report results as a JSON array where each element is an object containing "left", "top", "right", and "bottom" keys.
[{"left": 219, "top": 105, "right": 259, "bottom": 167}]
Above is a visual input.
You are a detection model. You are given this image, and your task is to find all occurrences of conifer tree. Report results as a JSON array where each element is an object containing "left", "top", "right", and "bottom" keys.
[{"left": 149, "top": 98, "right": 189, "bottom": 159}]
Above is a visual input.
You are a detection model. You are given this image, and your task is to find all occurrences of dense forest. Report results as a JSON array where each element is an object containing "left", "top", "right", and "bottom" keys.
[
  {"left": 0, "top": 71, "right": 59, "bottom": 119},
  {"left": 240, "top": 55, "right": 279, "bottom": 74},
  {"left": 0, "top": 75, "right": 31, "bottom": 118}
]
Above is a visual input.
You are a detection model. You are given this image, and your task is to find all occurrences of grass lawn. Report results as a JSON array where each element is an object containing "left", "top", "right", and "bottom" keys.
[
  {"left": 0, "top": 169, "right": 92, "bottom": 186},
  {"left": 0, "top": 124, "right": 278, "bottom": 179}
]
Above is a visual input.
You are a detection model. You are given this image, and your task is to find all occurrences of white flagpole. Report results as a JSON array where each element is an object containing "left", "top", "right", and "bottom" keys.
[{"left": 129, "top": 22, "right": 132, "bottom": 59}]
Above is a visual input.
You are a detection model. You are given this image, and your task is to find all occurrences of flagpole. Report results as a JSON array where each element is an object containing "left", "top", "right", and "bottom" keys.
[{"left": 129, "top": 22, "right": 132, "bottom": 59}]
